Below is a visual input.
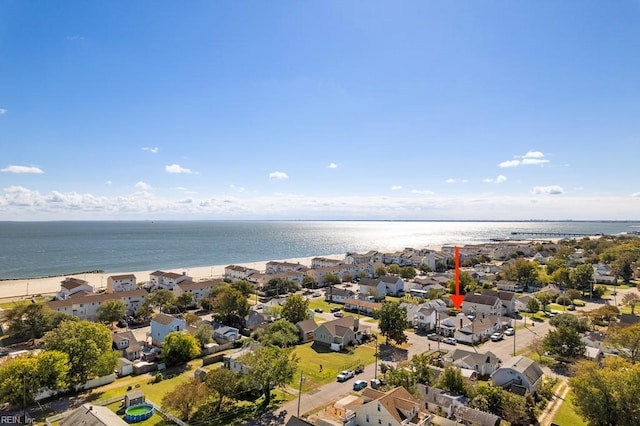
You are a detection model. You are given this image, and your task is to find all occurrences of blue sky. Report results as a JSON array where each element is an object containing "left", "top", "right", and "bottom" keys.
[{"left": 1, "top": 1, "right": 639, "bottom": 220}]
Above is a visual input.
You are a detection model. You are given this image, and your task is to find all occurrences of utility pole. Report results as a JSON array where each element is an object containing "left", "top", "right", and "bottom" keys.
[
  {"left": 374, "top": 334, "right": 378, "bottom": 379},
  {"left": 297, "top": 371, "right": 304, "bottom": 417},
  {"left": 513, "top": 324, "right": 516, "bottom": 356}
]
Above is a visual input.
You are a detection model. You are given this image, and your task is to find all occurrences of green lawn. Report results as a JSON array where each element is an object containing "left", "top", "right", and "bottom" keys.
[
  {"left": 551, "top": 390, "right": 586, "bottom": 426},
  {"left": 291, "top": 339, "right": 377, "bottom": 392}
]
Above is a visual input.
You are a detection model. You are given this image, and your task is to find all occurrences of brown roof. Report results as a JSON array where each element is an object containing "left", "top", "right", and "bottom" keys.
[
  {"left": 47, "top": 289, "right": 147, "bottom": 309},
  {"left": 355, "top": 387, "right": 419, "bottom": 424},
  {"left": 152, "top": 313, "right": 182, "bottom": 326},
  {"left": 108, "top": 274, "right": 136, "bottom": 281},
  {"left": 318, "top": 316, "right": 357, "bottom": 337},
  {"left": 344, "top": 298, "right": 383, "bottom": 310},
  {"left": 296, "top": 319, "right": 318, "bottom": 334},
  {"left": 60, "top": 277, "right": 90, "bottom": 290},
  {"left": 176, "top": 279, "right": 224, "bottom": 292}
]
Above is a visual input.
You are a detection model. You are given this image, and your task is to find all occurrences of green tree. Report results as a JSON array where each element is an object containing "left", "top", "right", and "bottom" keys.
[
  {"left": 231, "top": 280, "right": 255, "bottom": 297},
  {"left": 543, "top": 325, "right": 585, "bottom": 360},
  {"left": 400, "top": 266, "right": 417, "bottom": 280},
  {"left": 502, "top": 258, "right": 539, "bottom": 288},
  {"left": 256, "top": 319, "right": 300, "bottom": 348},
  {"left": 136, "top": 302, "right": 155, "bottom": 321},
  {"left": 546, "top": 257, "right": 568, "bottom": 275},
  {"left": 570, "top": 357, "right": 640, "bottom": 426},
  {"left": 0, "top": 351, "right": 69, "bottom": 408},
  {"left": 438, "top": 365, "right": 467, "bottom": 396},
  {"left": 375, "top": 266, "right": 388, "bottom": 277},
  {"left": 534, "top": 292, "right": 554, "bottom": 312},
  {"left": 161, "top": 377, "right": 209, "bottom": 420},
  {"left": 212, "top": 287, "right": 249, "bottom": 327},
  {"left": 606, "top": 323, "right": 640, "bottom": 364},
  {"left": 43, "top": 320, "right": 118, "bottom": 386},
  {"left": 194, "top": 323, "right": 214, "bottom": 348},
  {"left": 527, "top": 297, "right": 540, "bottom": 314},
  {"left": 551, "top": 267, "right": 573, "bottom": 287},
  {"left": 239, "top": 345, "right": 298, "bottom": 406},
  {"left": 447, "top": 271, "right": 475, "bottom": 294},
  {"left": 184, "top": 312, "right": 201, "bottom": 326},
  {"left": 385, "top": 366, "right": 416, "bottom": 395},
  {"left": 572, "top": 263, "right": 595, "bottom": 297},
  {"left": 323, "top": 273, "right": 341, "bottom": 286},
  {"left": 386, "top": 264, "right": 400, "bottom": 275},
  {"left": 378, "top": 302, "right": 408, "bottom": 345},
  {"left": 302, "top": 275, "right": 317, "bottom": 289},
  {"left": 612, "top": 253, "right": 634, "bottom": 283},
  {"left": 206, "top": 367, "right": 243, "bottom": 411},
  {"left": 5, "top": 303, "right": 56, "bottom": 341},
  {"left": 147, "top": 289, "right": 177, "bottom": 313},
  {"left": 501, "top": 392, "right": 531, "bottom": 426},
  {"left": 549, "top": 313, "right": 590, "bottom": 333},
  {"left": 176, "top": 292, "right": 195, "bottom": 310},
  {"left": 281, "top": 294, "right": 309, "bottom": 324},
  {"left": 622, "top": 292, "right": 640, "bottom": 315},
  {"left": 470, "top": 383, "right": 505, "bottom": 416},
  {"left": 410, "top": 353, "right": 433, "bottom": 385},
  {"left": 199, "top": 296, "right": 214, "bottom": 311},
  {"left": 96, "top": 299, "right": 126, "bottom": 324},
  {"left": 162, "top": 332, "right": 201, "bottom": 366},
  {"left": 566, "top": 288, "right": 583, "bottom": 302}
]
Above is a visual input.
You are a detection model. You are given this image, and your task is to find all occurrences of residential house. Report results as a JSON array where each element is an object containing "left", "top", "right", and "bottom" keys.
[
  {"left": 265, "top": 261, "right": 307, "bottom": 274},
  {"left": 173, "top": 279, "right": 224, "bottom": 304},
  {"left": 106, "top": 274, "right": 137, "bottom": 293},
  {"left": 408, "top": 305, "right": 437, "bottom": 331},
  {"left": 112, "top": 331, "right": 142, "bottom": 361},
  {"left": 245, "top": 310, "right": 270, "bottom": 332},
  {"left": 379, "top": 275, "right": 406, "bottom": 296},
  {"left": 46, "top": 289, "right": 148, "bottom": 321},
  {"left": 57, "top": 277, "right": 93, "bottom": 300},
  {"left": 150, "top": 313, "right": 186, "bottom": 347},
  {"left": 313, "top": 315, "right": 365, "bottom": 350},
  {"left": 416, "top": 384, "right": 466, "bottom": 419},
  {"left": 455, "top": 314, "right": 510, "bottom": 345},
  {"left": 222, "top": 343, "right": 261, "bottom": 374},
  {"left": 358, "top": 278, "right": 387, "bottom": 300},
  {"left": 461, "top": 293, "right": 503, "bottom": 317},
  {"left": 594, "top": 264, "right": 617, "bottom": 284},
  {"left": 325, "top": 287, "right": 356, "bottom": 304},
  {"left": 444, "top": 349, "right": 501, "bottom": 377},
  {"left": 148, "top": 271, "right": 191, "bottom": 290},
  {"left": 344, "top": 386, "right": 431, "bottom": 426},
  {"left": 344, "top": 298, "right": 382, "bottom": 316},
  {"left": 307, "top": 264, "right": 361, "bottom": 286},
  {"left": 61, "top": 404, "right": 128, "bottom": 426},
  {"left": 438, "top": 313, "right": 470, "bottom": 338},
  {"left": 345, "top": 250, "right": 381, "bottom": 265},
  {"left": 311, "top": 257, "right": 344, "bottom": 269},
  {"left": 481, "top": 289, "right": 518, "bottom": 315},
  {"left": 454, "top": 406, "right": 501, "bottom": 426},
  {"left": 224, "top": 265, "right": 260, "bottom": 281},
  {"left": 495, "top": 280, "right": 524, "bottom": 292},
  {"left": 491, "top": 355, "right": 544, "bottom": 395},
  {"left": 296, "top": 319, "right": 318, "bottom": 343},
  {"left": 214, "top": 325, "right": 240, "bottom": 342}
]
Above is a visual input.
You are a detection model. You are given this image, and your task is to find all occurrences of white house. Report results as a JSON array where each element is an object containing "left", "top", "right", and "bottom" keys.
[
  {"left": 344, "top": 250, "right": 381, "bottom": 265},
  {"left": 173, "top": 279, "right": 224, "bottom": 304},
  {"left": 224, "top": 265, "right": 260, "bottom": 281},
  {"left": 106, "top": 274, "right": 137, "bottom": 293},
  {"left": 491, "top": 355, "right": 544, "bottom": 395},
  {"left": 444, "top": 349, "right": 501, "bottom": 377},
  {"left": 358, "top": 278, "right": 387, "bottom": 300},
  {"left": 214, "top": 325, "right": 240, "bottom": 342},
  {"left": 46, "top": 289, "right": 148, "bottom": 320},
  {"left": 344, "top": 386, "right": 430, "bottom": 426},
  {"left": 311, "top": 257, "right": 344, "bottom": 269},
  {"left": 148, "top": 271, "right": 191, "bottom": 291},
  {"left": 265, "top": 261, "right": 307, "bottom": 274},
  {"left": 325, "top": 287, "right": 355, "bottom": 304},
  {"left": 379, "top": 275, "right": 405, "bottom": 296},
  {"left": 112, "top": 331, "right": 142, "bottom": 361},
  {"left": 57, "top": 277, "right": 93, "bottom": 300},
  {"left": 482, "top": 289, "right": 518, "bottom": 315},
  {"left": 411, "top": 306, "right": 438, "bottom": 331},
  {"left": 461, "top": 293, "right": 503, "bottom": 317},
  {"left": 150, "top": 313, "right": 186, "bottom": 347}
]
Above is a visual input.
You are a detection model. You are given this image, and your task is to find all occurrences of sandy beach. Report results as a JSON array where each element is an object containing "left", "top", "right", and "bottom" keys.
[{"left": 0, "top": 253, "right": 347, "bottom": 301}]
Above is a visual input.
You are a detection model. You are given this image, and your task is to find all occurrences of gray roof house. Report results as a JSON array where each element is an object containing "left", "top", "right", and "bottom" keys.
[
  {"left": 491, "top": 355, "right": 544, "bottom": 395},
  {"left": 444, "top": 349, "right": 501, "bottom": 377}
]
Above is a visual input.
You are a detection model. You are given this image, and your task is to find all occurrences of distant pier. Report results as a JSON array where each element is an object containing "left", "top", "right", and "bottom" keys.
[{"left": 510, "top": 232, "right": 603, "bottom": 237}]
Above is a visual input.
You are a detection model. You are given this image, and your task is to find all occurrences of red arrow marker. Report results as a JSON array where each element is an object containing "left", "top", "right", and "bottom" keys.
[{"left": 450, "top": 246, "right": 464, "bottom": 310}]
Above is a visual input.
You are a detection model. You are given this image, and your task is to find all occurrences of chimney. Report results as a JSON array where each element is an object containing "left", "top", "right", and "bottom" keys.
[{"left": 460, "top": 318, "right": 463, "bottom": 328}]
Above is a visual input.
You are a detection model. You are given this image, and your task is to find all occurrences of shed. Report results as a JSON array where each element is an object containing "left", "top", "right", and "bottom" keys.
[
  {"left": 117, "top": 358, "right": 133, "bottom": 377},
  {"left": 124, "top": 391, "right": 145, "bottom": 408}
]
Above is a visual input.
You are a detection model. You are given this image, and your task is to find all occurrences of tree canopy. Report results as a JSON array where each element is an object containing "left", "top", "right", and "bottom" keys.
[
  {"left": 281, "top": 294, "right": 309, "bottom": 324},
  {"left": 161, "top": 377, "right": 209, "bottom": 420},
  {"left": 162, "top": 331, "right": 201, "bottom": 366},
  {"left": 378, "top": 302, "right": 408, "bottom": 345},
  {"left": 43, "top": 320, "right": 118, "bottom": 386},
  {"left": 239, "top": 345, "right": 298, "bottom": 406},
  {"left": 256, "top": 319, "right": 300, "bottom": 348},
  {"left": 96, "top": 299, "right": 126, "bottom": 324},
  {"left": 543, "top": 325, "right": 585, "bottom": 360},
  {"left": 212, "top": 287, "right": 249, "bottom": 327}
]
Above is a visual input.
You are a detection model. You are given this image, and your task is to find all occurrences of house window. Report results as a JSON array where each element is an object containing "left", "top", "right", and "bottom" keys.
[
  {"left": 366, "top": 414, "right": 369, "bottom": 423},
  {"left": 378, "top": 420, "right": 381, "bottom": 425},
  {"left": 377, "top": 403, "right": 381, "bottom": 412}
]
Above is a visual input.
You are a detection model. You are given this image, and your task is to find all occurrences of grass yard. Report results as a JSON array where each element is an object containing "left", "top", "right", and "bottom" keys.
[
  {"left": 292, "top": 340, "right": 377, "bottom": 392},
  {"left": 551, "top": 390, "right": 586, "bottom": 426}
]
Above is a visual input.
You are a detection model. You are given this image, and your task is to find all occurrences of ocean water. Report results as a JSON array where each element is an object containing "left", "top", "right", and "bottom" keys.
[{"left": 1, "top": 220, "right": 639, "bottom": 280}]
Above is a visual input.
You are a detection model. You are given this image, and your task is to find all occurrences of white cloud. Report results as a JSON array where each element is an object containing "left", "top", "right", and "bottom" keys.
[
  {"left": 105, "top": 181, "right": 112, "bottom": 186},
  {"left": 269, "top": 171, "right": 289, "bottom": 180},
  {"left": 445, "top": 178, "right": 468, "bottom": 184},
  {"left": 1, "top": 165, "right": 44, "bottom": 174},
  {"left": 411, "top": 189, "right": 435, "bottom": 195},
  {"left": 165, "top": 164, "right": 196, "bottom": 174},
  {"left": 142, "top": 147, "right": 159, "bottom": 154},
  {"left": 391, "top": 186, "right": 402, "bottom": 190},
  {"left": 500, "top": 151, "right": 549, "bottom": 168},
  {"left": 135, "top": 181, "right": 152, "bottom": 191},
  {"left": 632, "top": 192, "right": 640, "bottom": 198},
  {"left": 532, "top": 185, "right": 564, "bottom": 195},
  {"left": 230, "top": 184, "right": 247, "bottom": 193},
  {"left": 0, "top": 108, "right": 7, "bottom": 115},
  {"left": 484, "top": 175, "right": 507, "bottom": 184},
  {"left": 66, "top": 35, "right": 85, "bottom": 41},
  {"left": 328, "top": 163, "right": 338, "bottom": 169},
  {"left": 499, "top": 160, "right": 521, "bottom": 168}
]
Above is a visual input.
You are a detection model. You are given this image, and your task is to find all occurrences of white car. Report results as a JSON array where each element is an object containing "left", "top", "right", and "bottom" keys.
[
  {"left": 337, "top": 370, "right": 355, "bottom": 382},
  {"left": 504, "top": 328, "right": 515, "bottom": 336},
  {"left": 491, "top": 332, "right": 504, "bottom": 341},
  {"left": 442, "top": 337, "right": 457, "bottom": 345}
]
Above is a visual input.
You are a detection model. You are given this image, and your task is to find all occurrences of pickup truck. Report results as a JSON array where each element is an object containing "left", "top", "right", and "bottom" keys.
[{"left": 336, "top": 370, "right": 355, "bottom": 382}]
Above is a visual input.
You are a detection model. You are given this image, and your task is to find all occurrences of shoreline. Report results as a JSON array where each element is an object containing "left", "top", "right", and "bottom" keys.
[{"left": 0, "top": 238, "right": 568, "bottom": 301}]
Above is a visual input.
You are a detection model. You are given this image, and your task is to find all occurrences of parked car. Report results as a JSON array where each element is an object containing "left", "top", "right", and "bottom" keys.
[
  {"left": 330, "top": 307, "right": 341, "bottom": 312},
  {"left": 567, "top": 304, "right": 576, "bottom": 311},
  {"left": 370, "top": 377, "right": 385, "bottom": 389},
  {"left": 353, "top": 379, "right": 367, "bottom": 391},
  {"left": 314, "top": 308, "right": 323, "bottom": 313},
  {"left": 354, "top": 365, "right": 364, "bottom": 374},
  {"left": 504, "top": 327, "right": 515, "bottom": 336},
  {"left": 442, "top": 337, "right": 457, "bottom": 345},
  {"left": 427, "top": 333, "right": 441, "bottom": 341},
  {"left": 337, "top": 370, "right": 355, "bottom": 382},
  {"left": 333, "top": 311, "right": 344, "bottom": 318},
  {"left": 490, "top": 332, "right": 504, "bottom": 342}
]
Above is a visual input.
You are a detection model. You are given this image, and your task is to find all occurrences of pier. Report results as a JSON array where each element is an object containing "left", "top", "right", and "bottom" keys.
[{"left": 510, "top": 232, "right": 602, "bottom": 237}]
